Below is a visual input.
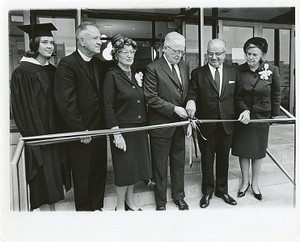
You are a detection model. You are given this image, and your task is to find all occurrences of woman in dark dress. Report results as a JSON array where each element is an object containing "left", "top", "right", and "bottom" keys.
[
  {"left": 232, "top": 37, "right": 281, "bottom": 200},
  {"left": 11, "top": 23, "right": 70, "bottom": 210},
  {"left": 104, "top": 34, "right": 152, "bottom": 211}
]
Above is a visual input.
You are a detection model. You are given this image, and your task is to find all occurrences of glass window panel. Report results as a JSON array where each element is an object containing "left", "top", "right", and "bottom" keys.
[
  {"left": 203, "top": 25, "right": 212, "bottom": 64},
  {"left": 279, "top": 29, "right": 291, "bottom": 110},
  {"left": 38, "top": 17, "right": 76, "bottom": 64},
  {"left": 9, "top": 11, "right": 25, "bottom": 131},
  {"left": 89, "top": 18, "right": 152, "bottom": 39},
  {"left": 203, "top": 25, "right": 212, "bottom": 53},
  {"left": 222, "top": 26, "right": 253, "bottom": 65},
  {"left": 9, "top": 11, "right": 25, "bottom": 76},
  {"left": 185, "top": 24, "right": 212, "bottom": 71},
  {"left": 155, "top": 22, "right": 169, "bottom": 38},
  {"left": 279, "top": 29, "right": 290, "bottom": 86},
  {"left": 263, "top": 28, "right": 290, "bottom": 110},
  {"left": 262, "top": 28, "right": 275, "bottom": 62},
  {"left": 185, "top": 24, "right": 199, "bottom": 72}
]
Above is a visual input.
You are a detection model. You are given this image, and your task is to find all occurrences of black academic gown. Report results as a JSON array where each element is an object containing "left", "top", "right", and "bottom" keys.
[{"left": 11, "top": 60, "right": 71, "bottom": 210}]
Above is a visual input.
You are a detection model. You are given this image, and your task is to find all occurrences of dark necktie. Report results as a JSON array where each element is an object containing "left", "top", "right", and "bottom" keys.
[
  {"left": 171, "top": 64, "right": 182, "bottom": 89},
  {"left": 215, "top": 67, "right": 220, "bottom": 94}
]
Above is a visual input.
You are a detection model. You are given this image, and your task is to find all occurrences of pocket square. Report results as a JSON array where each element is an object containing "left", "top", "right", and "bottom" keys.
[{"left": 229, "top": 81, "right": 235, "bottom": 84}]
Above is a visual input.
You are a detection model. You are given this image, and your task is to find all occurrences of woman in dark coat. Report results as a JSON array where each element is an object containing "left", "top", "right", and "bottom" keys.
[
  {"left": 232, "top": 37, "right": 281, "bottom": 200},
  {"left": 103, "top": 34, "right": 152, "bottom": 211},
  {"left": 11, "top": 23, "right": 70, "bottom": 210}
]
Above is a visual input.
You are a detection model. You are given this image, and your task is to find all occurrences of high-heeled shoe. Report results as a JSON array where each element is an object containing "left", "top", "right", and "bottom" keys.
[
  {"left": 251, "top": 185, "right": 263, "bottom": 200},
  {"left": 124, "top": 201, "right": 142, "bottom": 211},
  {"left": 237, "top": 183, "right": 250, "bottom": 198}
]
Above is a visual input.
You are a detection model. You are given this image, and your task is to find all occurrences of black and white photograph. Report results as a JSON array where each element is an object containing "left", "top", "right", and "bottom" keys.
[{"left": 1, "top": 0, "right": 299, "bottom": 241}]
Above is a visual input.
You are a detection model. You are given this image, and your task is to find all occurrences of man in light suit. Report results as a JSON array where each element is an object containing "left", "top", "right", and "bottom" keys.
[
  {"left": 54, "top": 22, "right": 107, "bottom": 211},
  {"left": 144, "top": 32, "right": 189, "bottom": 211},
  {"left": 186, "top": 39, "right": 238, "bottom": 208}
]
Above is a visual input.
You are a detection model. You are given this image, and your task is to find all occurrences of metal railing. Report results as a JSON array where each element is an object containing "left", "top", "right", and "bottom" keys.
[
  {"left": 10, "top": 139, "right": 29, "bottom": 211},
  {"left": 10, "top": 106, "right": 296, "bottom": 211}
]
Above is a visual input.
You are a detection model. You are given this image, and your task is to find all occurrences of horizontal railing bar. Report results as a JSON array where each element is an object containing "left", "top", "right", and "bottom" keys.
[{"left": 23, "top": 117, "right": 295, "bottom": 147}]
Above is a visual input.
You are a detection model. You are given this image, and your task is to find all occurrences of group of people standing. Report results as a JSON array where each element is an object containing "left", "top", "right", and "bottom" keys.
[{"left": 11, "top": 21, "right": 281, "bottom": 211}]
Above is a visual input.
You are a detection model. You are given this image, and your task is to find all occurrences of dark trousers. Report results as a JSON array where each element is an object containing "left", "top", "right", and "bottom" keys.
[
  {"left": 67, "top": 137, "right": 107, "bottom": 211},
  {"left": 150, "top": 127, "right": 185, "bottom": 206},
  {"left": 198, "top": 123, "right": 232, "bottom": 195}
]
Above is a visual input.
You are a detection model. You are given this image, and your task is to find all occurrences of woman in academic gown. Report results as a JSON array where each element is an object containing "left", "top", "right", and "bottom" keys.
[{"left": 10, "top": 23, "right": 70, "bottom": 210}]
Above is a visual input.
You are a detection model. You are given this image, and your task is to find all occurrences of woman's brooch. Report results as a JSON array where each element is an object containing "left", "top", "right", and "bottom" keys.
[
  {"left": 258, "top": 63, "right": 272, "bottom": 80},
  {"left": 135, "top": 71, "right": 143, "bottom": 87}
]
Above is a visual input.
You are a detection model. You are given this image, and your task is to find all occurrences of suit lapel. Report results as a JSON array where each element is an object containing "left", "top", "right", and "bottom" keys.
[
  {"left": 113, "top": 65, "right": 136, "bottom": 86},
  {"left": 220, "top": 65, "right": 229, "bottom": 96},
  {"left": 160, "top": 57, "right": 182, "bottom": 89},
  {"left": 204, "top": 64, "right": 218, "bottom": 93},
  {"left": 178, "top": 61, "right": 186, "bottom": 91}
]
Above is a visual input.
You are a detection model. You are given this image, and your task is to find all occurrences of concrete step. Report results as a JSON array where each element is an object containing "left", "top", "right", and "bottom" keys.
[{"left": 54, "top": 155, "right": 294, "bottom": 211}]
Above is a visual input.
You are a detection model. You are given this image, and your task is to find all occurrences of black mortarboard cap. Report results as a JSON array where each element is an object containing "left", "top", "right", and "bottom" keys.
[{"left": 17, "top": 23, "right": 57, "bottom": 39}]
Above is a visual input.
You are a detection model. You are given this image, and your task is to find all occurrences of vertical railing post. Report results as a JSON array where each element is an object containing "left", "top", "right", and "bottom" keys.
[
  {"left": 280, "top": 106, "right": 296, "bottom": 208},
  {"left": 19, "top": 149, "right": 29, "bottom": 211},
  {"left": 293, "top": 121, "right": 296, "bottom": 208},
  {"left": 10, "top": 139, "right": 25, "bottom": 211}
]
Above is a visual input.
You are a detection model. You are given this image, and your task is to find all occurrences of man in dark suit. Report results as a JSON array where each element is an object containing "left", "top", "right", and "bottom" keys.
[
  {"left": 186, "top": 39, "right": 238, "bottom": 208},
  {"left": 54, "top": 22, "right": 107, "bottom": 211},
  {"left": 144, "top": 32, "right": 189, "bottom": 211}
]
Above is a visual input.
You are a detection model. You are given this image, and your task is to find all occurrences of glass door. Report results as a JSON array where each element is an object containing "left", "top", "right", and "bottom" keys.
[
  {"left": 263, "top": 28, "right": 292, "bottom": 111},
  {"left": 221, "top": 21, "right": 295, "bottom": 114}
]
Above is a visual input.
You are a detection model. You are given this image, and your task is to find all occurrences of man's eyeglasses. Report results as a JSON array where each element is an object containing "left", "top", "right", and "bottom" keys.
[
  {"left": 118, "top": 50, "right": 137, "bottom": 55},
  {"left": 207, "top": 51, "right": 226, "bottom": 57},
  {"left": 165, "top": 45, "right": 186, "bottom": 56}
]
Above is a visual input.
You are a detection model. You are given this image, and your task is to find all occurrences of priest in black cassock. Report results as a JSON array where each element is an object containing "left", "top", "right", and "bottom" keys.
[
  {"left": 54, "top": 22, "right": 108, "bottom": 211},
  {"left": 10, "top": 23, "right": 71, "bottom": 210}
]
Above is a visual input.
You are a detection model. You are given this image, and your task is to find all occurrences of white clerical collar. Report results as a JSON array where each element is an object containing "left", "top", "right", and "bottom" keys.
[
  {"left": 78, "top": 49, "right": 92, "bottom": 62},
  {"left": 20, "top": 56, "right": 49, "bottom": 66}
]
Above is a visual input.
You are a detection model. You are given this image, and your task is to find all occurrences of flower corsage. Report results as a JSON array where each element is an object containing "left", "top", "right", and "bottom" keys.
[
  {"left": 135, "top": 71, "right": 143, "bottom": 87},
  {"left": 258, "top": 63, "right": 272, "bottom": 80}
]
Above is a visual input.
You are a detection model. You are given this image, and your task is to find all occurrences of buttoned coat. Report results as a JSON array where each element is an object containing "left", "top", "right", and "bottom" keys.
[
  {"left": 144, "top": 57, "right": 189, "bottom": 138},
  {"left": 104, "top": 65, "right": 147, "bottom": 128},
  {"left": 54, "top": 51, "right": 107, "bottom": 131},
  {"left": 231, "top": 62, "right": 281, "bottom": 159},
  {"left": 103, "top": 65, "right": 152, "bottom": 186},
  {"left": 187, "top": 63, "right": 239, "bottom": 136},
  {"left": 235, "top": 62, "right": 281, "bottom": 117}
]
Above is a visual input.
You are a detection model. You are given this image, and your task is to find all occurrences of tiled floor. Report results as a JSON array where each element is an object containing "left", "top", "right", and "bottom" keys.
[{"left": 53, "top": 123, "right": 296, "bottom": 212}]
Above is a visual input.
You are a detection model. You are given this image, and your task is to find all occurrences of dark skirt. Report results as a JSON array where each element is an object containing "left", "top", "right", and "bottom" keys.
[
  {"left": 110, "top": 123, "right": 152, "bottom": 186},
  {"left": 231, "top": 112, "right": 270, "bottom": 159}
]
